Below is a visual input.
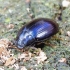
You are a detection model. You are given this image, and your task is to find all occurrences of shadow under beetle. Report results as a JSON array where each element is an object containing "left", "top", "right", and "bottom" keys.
[{"left": 14, "top": 18, "right": 59, "bottom": 49}]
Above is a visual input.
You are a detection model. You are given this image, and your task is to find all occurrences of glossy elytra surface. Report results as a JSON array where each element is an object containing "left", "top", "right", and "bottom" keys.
[{"left": 15, "top": 18, "right": 59, "bottom": 49}]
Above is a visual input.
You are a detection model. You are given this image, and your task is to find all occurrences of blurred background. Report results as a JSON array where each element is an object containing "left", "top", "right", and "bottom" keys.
[{"left": 0, "top": 0, "right": 70, "bottom": 70}]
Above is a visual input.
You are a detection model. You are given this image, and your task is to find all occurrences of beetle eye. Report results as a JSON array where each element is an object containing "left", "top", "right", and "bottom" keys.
[{"left": 21, "top": 39, "right": 25, "bottom": 44}]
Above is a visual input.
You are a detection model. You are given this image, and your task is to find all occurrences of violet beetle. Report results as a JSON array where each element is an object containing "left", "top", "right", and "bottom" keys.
[{"left": 15, "top": 18, "right": 59, "bottom": 49}]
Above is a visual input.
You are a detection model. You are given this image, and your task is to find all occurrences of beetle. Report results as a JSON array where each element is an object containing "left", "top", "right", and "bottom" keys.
[{"left": 14, "top": 18, "right": 59, "bottom": 49}]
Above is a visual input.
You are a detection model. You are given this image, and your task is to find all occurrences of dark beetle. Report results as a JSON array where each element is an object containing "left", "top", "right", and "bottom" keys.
[{"left": 15, "top": 18, "right": 59, "bottom": 49}]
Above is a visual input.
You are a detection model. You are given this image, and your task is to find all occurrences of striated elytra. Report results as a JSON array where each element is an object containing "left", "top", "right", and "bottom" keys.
[{"left": 15, "top": 18, "right": 59, "bottom": 49}]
